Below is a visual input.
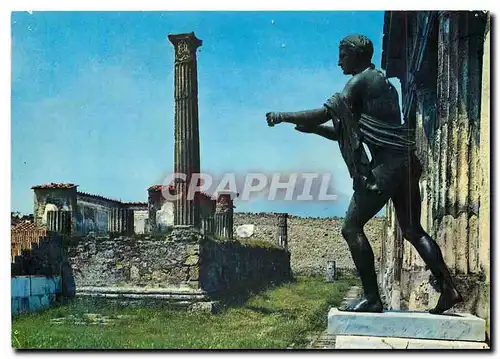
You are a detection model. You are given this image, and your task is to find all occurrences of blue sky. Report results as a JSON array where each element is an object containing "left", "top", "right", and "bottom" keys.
[{"left": 11, "top": 11, "right": 396, "bottom": 217}]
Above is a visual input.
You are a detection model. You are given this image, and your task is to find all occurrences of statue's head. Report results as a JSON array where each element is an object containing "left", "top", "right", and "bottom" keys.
[{"left": 338, "top": 34, "right": 374, "bottom": 75}]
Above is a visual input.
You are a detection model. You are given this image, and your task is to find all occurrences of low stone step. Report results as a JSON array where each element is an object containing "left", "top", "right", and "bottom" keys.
[
  {"left": 328, "top": 308, "right": 485, "bottom": 342},
  {"left": 335, "top": 335, "right": 489, "bottom": 349}
]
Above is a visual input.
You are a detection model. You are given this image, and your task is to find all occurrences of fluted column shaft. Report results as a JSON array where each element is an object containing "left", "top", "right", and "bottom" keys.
[
  {"left": 46, "top": 210, "right": 71, "bottom": 235},
  {"left": 108, "top": 208, "right": 134, "bottom": 235},
  {"left": 168, "top": 33, "right": 202, "bottom": 228}
]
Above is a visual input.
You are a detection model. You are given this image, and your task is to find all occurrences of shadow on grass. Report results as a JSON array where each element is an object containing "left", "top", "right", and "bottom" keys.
[{"left": 210, "top": 277, "right": 298, "bottom": 310}]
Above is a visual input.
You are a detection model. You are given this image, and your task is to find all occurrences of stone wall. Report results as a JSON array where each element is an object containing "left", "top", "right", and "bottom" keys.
[
  {"left": 65, "top": 228, "right": 291, "bottom": 294},
  {"left": 76, "top": 194, "right": 119, "bottom": 235},
  {"left": 12, "top": 275, "right": 62, "bottom": 314},
  {"left": 199, "top": 237, "right": 292, "bottom": 293},
  {"left": 65, "top": 233, "right": 200, "bottom": 288},
  {"left": 11, "top": 232, "right": 75, "bottom": 314},
  {"left": 233, "top": 212, "right": 387, "bottom": 277}
]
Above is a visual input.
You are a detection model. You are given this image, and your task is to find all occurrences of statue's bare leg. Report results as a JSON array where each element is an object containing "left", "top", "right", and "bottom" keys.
[
  {"left": 339, "top": 187, "right": 391, "bottom": 313},
  {"left": 392, "top": 171, "right": 462, "bottom": 315}
]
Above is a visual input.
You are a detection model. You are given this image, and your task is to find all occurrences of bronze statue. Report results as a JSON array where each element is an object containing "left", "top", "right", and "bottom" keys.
[{"left": 265, "top": 34, "right": 462, "bottom": 314}]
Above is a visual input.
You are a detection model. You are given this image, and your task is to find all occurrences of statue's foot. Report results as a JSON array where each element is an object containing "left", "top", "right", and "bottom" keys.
[
  {"left": 429, "top": 287, "right": 463, "bottom": 315},
  {"left": 339, "top": 296, "right": 383, "bottom": 313}
]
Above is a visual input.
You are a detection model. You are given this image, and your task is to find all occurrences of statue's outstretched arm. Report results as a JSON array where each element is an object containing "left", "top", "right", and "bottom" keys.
[
  {"left": 295, "top": 118, "right": 340, "bottom": 141},
  {"left": 278, "top": 108, "right": 331, "bottom": 126},
  {"left": 266, "top": 107, "right": 331, "bottom": 127},
  {"left": 314, "top": 123, "right": 340, "bottom": 141}
]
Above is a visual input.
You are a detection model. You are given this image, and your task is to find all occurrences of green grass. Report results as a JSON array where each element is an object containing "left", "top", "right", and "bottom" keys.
[{"left": 12, "top": 277, "right": 357, "bottom": 349}]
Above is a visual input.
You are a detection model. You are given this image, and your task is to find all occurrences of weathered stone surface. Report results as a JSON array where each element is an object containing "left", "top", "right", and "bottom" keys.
[
  {"left": 12, "top": 276, "right": 30, "bottom": 297},
  {"left": 328, "top": 308, "right": 486, "bottom": 342},
  {"left": 30, "top": 276, "right": 52, "bottom": 295},
  {"left": 67, "top": 229, "right": 290, "bottom": 299},
  {"left": 184, "top": 254, "right": 199, "bottom": 266},
  {"left": 11, "top": 298, "right": 20, "bottom": 314},
  {"left": 379, "top": 10, "right": 490, "bottom": 338},
  {"left": 76, "top": 285, "right": 207, "bottom": 294},
  {"left": 66, "top": 234, "right": 202, "bottom": 288},
  {"left": 189, "top": 301, "right": 218, "bottom": 314},
  {"left": 236, "top": 224, "right": 255, "bottom": 238},
  {"left": 188, "top": 266, "right": 199, "bottom": 281},
  {"left": 335, "top": 335, "right": 489, "bottom": 349},
  {"left": 199, "top": 236, "right": 292, "bottom": 293},
  {"left": 130, "top": 265, "right": 139, "bottom": 280},
  {"left": 40, "top": 294, "right": 51, "bottom": 307}
]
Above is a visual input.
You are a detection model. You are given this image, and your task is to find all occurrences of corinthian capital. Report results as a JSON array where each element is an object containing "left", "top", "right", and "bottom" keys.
[{"left": 168, "top": 32, "right": 202, "bottom": 63}]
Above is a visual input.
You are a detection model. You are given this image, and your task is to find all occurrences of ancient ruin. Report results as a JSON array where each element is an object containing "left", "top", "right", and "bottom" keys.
[
  {"left": 379, "top": 10, "right": 490, "bottom": 334},
  {"left": 11, "top": 13, "right": 490, "bottom": 349},
  {"left": 12, "top": 32, "right": 292, "bottom": 315}
]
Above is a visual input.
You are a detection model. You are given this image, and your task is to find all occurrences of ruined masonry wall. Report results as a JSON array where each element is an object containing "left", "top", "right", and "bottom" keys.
[
  {"left": 199, "top": 237, "right": 292, "bottom": 292},
  {"left": 66, "top": 235, "right": 200, "bottom": 288},
  {"left": 66, "top": 230, "right": 291, "bottom": 293}
]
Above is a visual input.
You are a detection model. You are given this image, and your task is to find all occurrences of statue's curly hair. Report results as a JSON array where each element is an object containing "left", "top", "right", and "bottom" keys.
[{"left": 339, "top": 34, "right": 374, "bottom": 62}]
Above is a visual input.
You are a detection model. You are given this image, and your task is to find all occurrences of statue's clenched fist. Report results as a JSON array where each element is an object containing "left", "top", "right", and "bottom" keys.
[{"left": 266, "top": 112, "right": 283, "bottom": 127}]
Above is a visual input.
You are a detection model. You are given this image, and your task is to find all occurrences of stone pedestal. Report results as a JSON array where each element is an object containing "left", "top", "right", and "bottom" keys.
[
  {"left": 325, "top": 260, "right": 336, "bottom": 282},
  {"left": 328, "top": 308, "right": 487, "bottom": 349},
  {"left": 335, "top": 335, "right": 488, "bottom": 349}
]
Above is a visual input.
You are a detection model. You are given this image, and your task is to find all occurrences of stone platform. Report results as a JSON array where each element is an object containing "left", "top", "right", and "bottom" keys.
[
  {"left": 335, "top": 335, "right": 488, "bottom": 349},
  {"left": 75, "top": 286, "right": 217, "bottom": 312},
  {"left": 328, "top": 307, "right": 488, "bottom": 349}
]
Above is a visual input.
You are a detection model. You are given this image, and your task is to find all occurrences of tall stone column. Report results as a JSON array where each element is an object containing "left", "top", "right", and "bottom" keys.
[{"left": 168, "top": 32, "right": 202, "bottom": 228}]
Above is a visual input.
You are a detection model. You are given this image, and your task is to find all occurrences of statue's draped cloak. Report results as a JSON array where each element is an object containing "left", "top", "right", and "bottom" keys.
[{"left": 324, "top": 93, "right": 420, "bottom": 192}]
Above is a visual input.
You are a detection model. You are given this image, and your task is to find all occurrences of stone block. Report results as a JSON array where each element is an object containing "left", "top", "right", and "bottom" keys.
[
  {"left": 236, "top": 224, "right": 255, "bottom": 238},
  {"left": 189, "top": 301, "right": 218, "bottom": 314},
  {"left": 40, "top": 294, "right": 51, "bottom": 307},
  {"left": 188, "top": 266, "right": 199, "bottom": 281},
  {"left": 44, "top": 277, "right": 58, "bottom": 294},
  {"left": 11, "top": 276, "right": 30, "bottom": 297},
  {"left": 130, "top": 266, "right": 140, "bottom": 280},
  {"left": 184, "top": 255, "right": 199, "bottom": 266},
  {"left": 11, "top": 298, "right": 21, "bottom": 314},
  {"left": 335, "top": 335, "right": 489, "bottom": 349},
  {"left": 30, "top": 276, "right": 51, "bottom": 296},
  {"left": 328, "top": 308, "right": 485, "bottom": 342},
  {"left": 28, "top": 295, "right": 43, "bottom": 311}
]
